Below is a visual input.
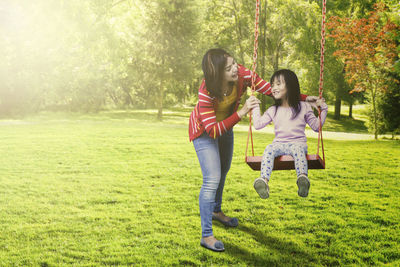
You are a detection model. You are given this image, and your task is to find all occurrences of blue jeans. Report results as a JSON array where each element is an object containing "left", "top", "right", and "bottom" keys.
[
  {"left": 193, "top": 129, "right": 234, "bottom": 237},
  {"left": 261, "top": 142, "right": 308, "bottom": 180}
]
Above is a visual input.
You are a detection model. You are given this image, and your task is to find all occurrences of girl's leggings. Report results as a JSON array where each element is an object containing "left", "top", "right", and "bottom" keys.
[{"left": 261, "top": 142, "right": 308, "bottom": 180}]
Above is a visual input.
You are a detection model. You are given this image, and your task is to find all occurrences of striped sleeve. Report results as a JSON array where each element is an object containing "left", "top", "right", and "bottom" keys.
[
  {"left": 197, "top": 82, "right": 241, "bottom": 139},
  {"left": 241, "top": 67, "right": 272, "bottom": 96},
  {"left": 240, "top": 66, "right": 308, "bottom": 100}
]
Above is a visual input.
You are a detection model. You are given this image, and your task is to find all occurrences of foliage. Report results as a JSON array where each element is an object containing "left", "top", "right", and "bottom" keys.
[
  {"left": 378, "top": 72, "right": 400, "bottom": 136},
  {"left": 0, "top": 0, "right": 399, "bottom": 126},
  {"left": 141, "top": 0, "right": 199, "bottom": 119},
  {"left": 327, "top": 2, "right": 399, "bottom": 138}
]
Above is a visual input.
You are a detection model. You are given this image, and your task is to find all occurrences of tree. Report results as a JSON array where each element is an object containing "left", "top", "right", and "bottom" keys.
[
  {"left": 379, "top": 72, "right": 400, "bottom": 137},
  {"left": 327, "top": 3, "right": 399, "bottom": 139},
  {"left": 201, "top": 0, "right": 253, "bottom": 66},
  {"left": 142, "top": 0, "right": 198, "bottom": 120}
]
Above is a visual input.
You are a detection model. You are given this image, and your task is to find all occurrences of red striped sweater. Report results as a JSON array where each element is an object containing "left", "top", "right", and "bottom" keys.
[{"left": 188, "top": 64, "right": 306, "bottom": 141}]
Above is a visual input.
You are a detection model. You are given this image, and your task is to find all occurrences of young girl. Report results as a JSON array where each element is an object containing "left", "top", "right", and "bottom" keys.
[{"left": 251, "top": 69, "right": 328, "bottom": 199}]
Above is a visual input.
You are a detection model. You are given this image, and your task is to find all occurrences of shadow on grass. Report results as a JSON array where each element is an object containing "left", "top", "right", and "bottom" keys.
[
  {"left": 323, "top": 113, "right": 368, "bottom": 133},
  {"left": 224, "top": 224, "right": 316, "bottom": 265}
]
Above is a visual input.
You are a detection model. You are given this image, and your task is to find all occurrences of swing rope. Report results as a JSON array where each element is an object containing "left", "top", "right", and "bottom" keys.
[
  {"left": 245, "top": 0, "right": 260, "bottom": 160},
  {"left": 317, "top": 0, "right": 327, "bottom": 163},
  {"left": 245, "top": 0, "right": 327, "bottom": 166}
]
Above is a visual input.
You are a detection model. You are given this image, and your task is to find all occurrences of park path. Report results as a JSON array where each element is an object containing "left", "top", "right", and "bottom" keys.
[
  {"left": 235, "top": 125, "right": 394, "bottom": 141},
  {"left": 0, "top": 119, "right": 395, "bottom": 141}
]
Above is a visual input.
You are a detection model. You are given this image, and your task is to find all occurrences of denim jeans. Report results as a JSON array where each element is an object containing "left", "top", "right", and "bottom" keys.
[{"left": 193, "top": 129, "right": 234, "bottom": 237}]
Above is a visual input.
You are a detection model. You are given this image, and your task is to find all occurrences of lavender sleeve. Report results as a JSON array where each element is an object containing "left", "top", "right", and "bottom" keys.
[
  {"left": 252, "top": 105, "right": 273, "bottom": 130},
  {"left": 305, "top": 102, "right": 328, "bottom": 132}
]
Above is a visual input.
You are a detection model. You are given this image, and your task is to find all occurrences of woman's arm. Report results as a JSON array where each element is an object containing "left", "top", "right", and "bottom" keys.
[
  {"left": 197, "top": 81, "right": 259, "bottom": 139},
  {"left": 197, "top": 82, "right": 239, "bottom": 139},
  {"left": 240, "top": 66, "right": 271, "bottom": 96},
  {"left": 240, "top": 65, "right": 308, "bottom": 100}
]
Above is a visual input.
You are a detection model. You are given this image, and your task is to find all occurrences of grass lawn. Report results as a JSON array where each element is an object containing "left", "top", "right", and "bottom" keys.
[{"left": 0, "top": 110, "right": 399, "bottom": 266}]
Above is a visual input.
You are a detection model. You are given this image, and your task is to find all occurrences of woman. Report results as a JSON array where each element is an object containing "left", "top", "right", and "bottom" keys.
[{"left": 189, "top": 49, "right": 315, "bottom": 252}]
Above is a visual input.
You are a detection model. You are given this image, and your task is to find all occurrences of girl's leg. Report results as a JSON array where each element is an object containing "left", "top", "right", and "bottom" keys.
[
  {"left": 193, "top": 133, "right": 221, "bottom": 238},
  {"left": 286, "top": 143, "right": 310, "bottom": 197},
  {"left": 255, "top": 143, "right": 286, "bottom": 199},
  {"left": 214, "top": 129, "right": 234, "bottom": 213},
  {"left": 286, "top": 143, "right": 308, "bottom": 177},
  {"left": 261, "top": 143, "right": 286, "bottom": 181}
]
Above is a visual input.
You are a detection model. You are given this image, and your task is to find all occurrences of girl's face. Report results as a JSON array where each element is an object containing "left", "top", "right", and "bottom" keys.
[
  {"left": 271, "top": 75, "right": 287, "bottom": 100},
  {"left": 223, "top": 57, "right": 238, "bottom": 82}
]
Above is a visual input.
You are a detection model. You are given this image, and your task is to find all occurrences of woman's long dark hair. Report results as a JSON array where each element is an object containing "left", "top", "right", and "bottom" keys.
[
  {"left": 202, "top": 48, "right": 231, "bottom": 100},
  {"left": 271, "top": 69, "right": 301, "bottom": 119}
]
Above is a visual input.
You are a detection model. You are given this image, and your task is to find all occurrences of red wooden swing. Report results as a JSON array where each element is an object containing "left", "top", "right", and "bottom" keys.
[{"left": 245, "top": 0, "right": 327, "bottom": 171}]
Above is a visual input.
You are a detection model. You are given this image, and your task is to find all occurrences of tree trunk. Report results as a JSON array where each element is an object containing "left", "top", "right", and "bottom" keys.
[
  {"left": 122, "top": 87, "right": 134, "bottom": 106},
  {"left": 334, "top": 68, "right": 346, "bottom": 120},
  {"left": 334, "top": 96, "right": 341, "bottom": 120},
  {"left": 274, "top": 47, "right": 279, "bottom": 72},
  {"left": 232, "top": 0, "right": 245, "bottom": 64},
  {"left": 372, "top": 84, "right": 378, "bottom": 139},
  {"left": 107, "top": 90, "right": 119, "bottom": 106},
  {"left": 157, "top": 81, "right": 163, "bottom": 121},
  {"left": 348, "top": 97, "right": 353, "bottom": 118}
]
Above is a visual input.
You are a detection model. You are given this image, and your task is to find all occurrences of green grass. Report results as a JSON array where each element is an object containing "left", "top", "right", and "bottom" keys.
[{"left": 0, "top": 110, "right": 399, "bottom": 266}]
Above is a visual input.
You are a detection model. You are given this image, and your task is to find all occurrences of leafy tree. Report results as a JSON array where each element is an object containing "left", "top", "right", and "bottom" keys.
[
  {"left": 378, "top": 72, "right": 400, "bottom": 137},
  {"left": 141, "top": 0, "right": 198, "bottom": 120},
  {"left": 327, "top": 3, "right": 399, "bottom": 139},
  {"left": 201, "top": 0, "right": 253, "bottom": 66}
]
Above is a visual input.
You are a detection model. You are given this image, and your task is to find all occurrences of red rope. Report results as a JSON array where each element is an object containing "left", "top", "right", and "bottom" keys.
[
  {"left": 245, "top": 0, "right": 260, "bottom": 159},
  {"left": 250, "top": 0, "right": 260, "bottom": 95},
  {"left": 317, "top": 0, "right": 326, "bottom": 162}
]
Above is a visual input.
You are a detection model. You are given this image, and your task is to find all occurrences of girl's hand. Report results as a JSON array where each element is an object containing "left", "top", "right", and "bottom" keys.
[
  {"left": 306, "top": 96, "right": 325, "bottom": 102},
  {"left": 306, "top": 96, "right": 325, "bottom": 109},
  {"left": 315, "top": 98, "right": 328, "bottom": 109},
  {"left": 238, "top": 96, "right": 260, "bottom": 118}
]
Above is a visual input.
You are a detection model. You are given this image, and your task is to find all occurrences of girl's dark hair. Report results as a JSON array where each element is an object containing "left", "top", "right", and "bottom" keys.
[
  {"left": 270, "top": 69, "right": 301, "bottom": 119},
  {"left": 202, "top": 48, "right": 231, "bottom": 100}
]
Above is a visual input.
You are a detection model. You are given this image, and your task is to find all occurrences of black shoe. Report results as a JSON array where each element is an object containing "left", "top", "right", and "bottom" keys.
[
  {"left": 212, "top": 214, "right": 238, "bottom": 227},
  {"left": 200, "top": 238, "right": 225, "bottom": 252}
]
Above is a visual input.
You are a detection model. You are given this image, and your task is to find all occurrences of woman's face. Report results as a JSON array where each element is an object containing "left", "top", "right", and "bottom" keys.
[
  {"left": 223, "top": 57, "right": 238, "bottom": 82},
  {"left": 271, "top": 75, "right": 287, "bottom": 100}
]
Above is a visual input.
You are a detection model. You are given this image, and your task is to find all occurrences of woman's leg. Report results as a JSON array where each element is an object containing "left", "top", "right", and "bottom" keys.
[
  {"left": 214, "top": 129, "right": 234, "bottom": 213},
  {"left": 193, "top": 133, "right": 221, "bottom": 238}
]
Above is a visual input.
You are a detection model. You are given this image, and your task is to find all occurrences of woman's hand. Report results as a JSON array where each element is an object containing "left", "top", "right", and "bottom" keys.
[{"left": 238, "top": 96, "right": 260, "bottom": 118}]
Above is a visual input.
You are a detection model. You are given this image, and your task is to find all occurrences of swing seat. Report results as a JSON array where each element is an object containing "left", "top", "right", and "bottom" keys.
[{"left": 246, "top": 154, "right": 325, "bottom": 171}]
